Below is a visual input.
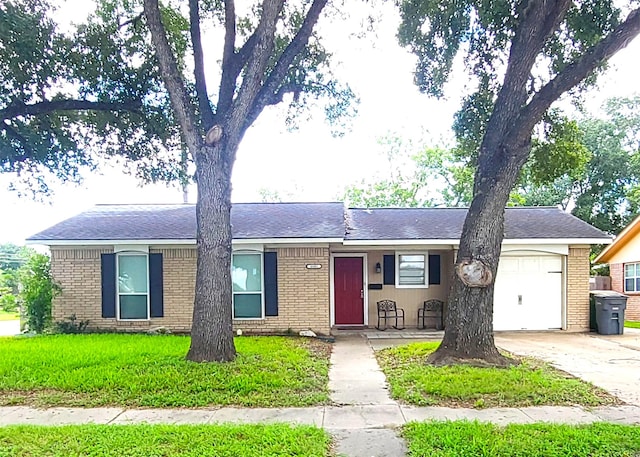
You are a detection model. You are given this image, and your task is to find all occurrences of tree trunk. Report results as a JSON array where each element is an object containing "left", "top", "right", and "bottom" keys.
[
  {"left": 186, "top": 143, "right": 236, "bottom": 362},
  {"left": 429, "top": 146, "right": 528, "bottom": 367}
]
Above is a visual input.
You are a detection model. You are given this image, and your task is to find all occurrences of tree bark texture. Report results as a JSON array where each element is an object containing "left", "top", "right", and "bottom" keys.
[
  {"left": 186, "top": 142, "right": 237, "bottom": 362},
  {"left": 429, "top": 3, "right": 640, "bottom": 366}
]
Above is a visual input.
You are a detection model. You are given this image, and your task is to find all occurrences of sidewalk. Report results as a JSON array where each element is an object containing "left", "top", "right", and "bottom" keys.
[{"left": 2, "top": 404, "right": 640, "bottom": 427}]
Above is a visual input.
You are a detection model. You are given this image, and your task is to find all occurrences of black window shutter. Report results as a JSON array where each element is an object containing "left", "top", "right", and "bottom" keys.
[
  {"left": 149, "top": 253, "right": 164, "bottom": 318},
  {"left": 428, "top": 254, "right": 441, "bottom": 285},
  {"left": 264, "top": 252, "right": 278, "bottom": 316},
  {"left": 383, "top": 254, "right": 395, "bottom": 285},
  {"left": 101, "top": 253, "right": 116, "bottom": 318}
]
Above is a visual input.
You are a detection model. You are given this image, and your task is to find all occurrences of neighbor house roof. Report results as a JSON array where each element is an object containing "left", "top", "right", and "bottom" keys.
[
  {"left": 27, "top": 203, "right": 612, "bottom": 245},
  {"left": 594, "top": 213, "right": 640, "bottom": 264},
  {"left": 345, "top": 207, "right": 611, "bottom": 242},
  {"left": 27, "top": 202, "right": 346, "bottom": 242}
]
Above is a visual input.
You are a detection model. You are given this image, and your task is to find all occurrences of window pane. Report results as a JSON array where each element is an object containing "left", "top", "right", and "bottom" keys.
[
  {"left": 626, "top": 279, "right": 635, "bottom": 292},
  {"left": 120, "top": 295, "right": 148, "bottom": 319},
  {"left": 233, "top": 293, "right": 262, "bottom": 318},
  {"left": 232, "top": 254, "right": 262, "bottom": 292},
  {"left": 626, "top": 264, "right": 634, "bottom": 278},
  {"left": 636, "top": 278, "right": 640, "bottom": 292},
  {"left": 399, "top": 254, "right": 426, "bottom": 285},
  {"left": 636, "top": 263, "right": 640, "bottom": 277},
  {"left": 118, "top": 255, "right": 148, "bottom": 294}
]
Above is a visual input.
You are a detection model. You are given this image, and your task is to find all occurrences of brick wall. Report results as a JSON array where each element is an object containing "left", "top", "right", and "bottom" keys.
[
  {"left": 609, "top": 262, "right": 640, "bottom": 321},
  {"left": 566, "top": 246, "right": 591, "bottom": 331},
  {"left": 50, "top": 246, "right": 330, "bottom": 335}
]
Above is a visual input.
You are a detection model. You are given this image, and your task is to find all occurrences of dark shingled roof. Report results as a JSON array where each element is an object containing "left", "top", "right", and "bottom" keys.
[
  {"left": 27, "top": 202, "right": 346, "bottom": 241},
  {"left": 27, "top": 203, "right": 611, "bottom": 243},
  {"left": 345, "top": 207, "right": 610, "bottom": 240}
]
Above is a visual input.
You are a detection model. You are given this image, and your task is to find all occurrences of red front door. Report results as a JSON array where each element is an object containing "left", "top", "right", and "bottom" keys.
[{"left": 334, "top": 257, "right": 364, "bottom": 325}]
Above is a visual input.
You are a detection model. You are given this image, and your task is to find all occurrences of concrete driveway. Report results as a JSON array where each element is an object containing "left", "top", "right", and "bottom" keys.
[
  {"left": 0, "top": 320, "right": 20, "bottom": 337},
  {"left": 496, "top": 329, "right": 640, "bottom": 406}
]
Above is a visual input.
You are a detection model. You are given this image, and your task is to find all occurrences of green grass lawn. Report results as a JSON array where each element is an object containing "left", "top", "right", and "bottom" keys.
[
  {"left": 625, "top": 321, "right": 640, "bottom": 329},
  {"left": 377, "top": 342, "right": 617, "bottom": 408},
  {"left": 0, "top": 334, "right": 331, "bottom": 408},
  {"left": 0, "top": 424, "right": 331, "bottom": 457},
  {"left": 0, "top": 310, "right": 19, "bottom": 321},
  {"left": 404, "top": 421, "right": 640, "bottom": 457}
]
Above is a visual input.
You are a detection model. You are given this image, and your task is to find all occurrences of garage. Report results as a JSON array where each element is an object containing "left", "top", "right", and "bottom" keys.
[{"left": 493, "top": 254, "right": 564, "bottom": 331}]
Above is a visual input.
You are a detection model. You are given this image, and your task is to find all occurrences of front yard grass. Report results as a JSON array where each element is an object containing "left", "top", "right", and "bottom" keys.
[
  {"left": 404, "top": 421, "right": 640, "bottom": 457},
  {"left": 625, "top": 320, "right": 640, "bottom": 329},
  {"left": 0, "top": 424, "right": 331, "bottom": 457},
  {"left": 377, "top": 342, "right": 617, "bottom": 408},
  {"left": 0, "top": 334, "right": 331, "bottom": 408}
]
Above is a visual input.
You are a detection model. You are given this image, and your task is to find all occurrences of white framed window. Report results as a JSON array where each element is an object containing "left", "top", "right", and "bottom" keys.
[
  {"left": 117, "top": 253, "right": 149, "bottom": 320},
  {"left": 625, "top": 263, "right": 640, "bottom": 292},
  {"left": 232, "top": 252, "right": 264, "bottom": 319},
  {"left": 396, "top": 251, "right": 429, "bottom": 288}
]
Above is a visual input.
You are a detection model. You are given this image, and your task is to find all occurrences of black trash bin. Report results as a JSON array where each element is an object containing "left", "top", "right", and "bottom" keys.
[{"left": 590, "top": 291, "right": 627, "bottom": 335}]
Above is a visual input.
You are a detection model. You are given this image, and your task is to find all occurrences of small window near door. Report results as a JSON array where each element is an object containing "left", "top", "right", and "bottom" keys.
[
  {"left": 625, "top": 263, "right": 640, "bottom": 292},
  {"left": 396, "top": 252, "right": 429, "bottom": 288}
]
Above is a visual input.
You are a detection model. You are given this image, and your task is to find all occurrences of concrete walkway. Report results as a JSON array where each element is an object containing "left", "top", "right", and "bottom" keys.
[{"left": 0, "top": 319, "right": 19, "bottom": 336}]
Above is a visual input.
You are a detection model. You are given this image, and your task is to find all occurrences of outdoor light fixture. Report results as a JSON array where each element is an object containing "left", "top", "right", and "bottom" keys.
[{"left": 375, "top": 262, "right": 382, "bottom": 274}]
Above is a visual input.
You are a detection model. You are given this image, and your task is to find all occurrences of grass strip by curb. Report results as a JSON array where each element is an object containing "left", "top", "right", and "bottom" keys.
[
  {"left": 404, "top": 421, "right": 640, "bottom": 457},
  {"left": 0, "top": 423, "right": 332, "bottom": 457}
]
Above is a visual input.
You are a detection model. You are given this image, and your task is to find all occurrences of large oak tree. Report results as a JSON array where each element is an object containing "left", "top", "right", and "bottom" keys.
[{"left": 397, "top": 0, "right": 640, "bottom": 365}]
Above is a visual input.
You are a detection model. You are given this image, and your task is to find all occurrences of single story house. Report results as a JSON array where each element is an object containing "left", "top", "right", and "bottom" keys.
[
  {"left": 27, "top": 202, "right": 611, "bottom": 334},
  {"left": 594, "top": 214, "right": 640, "bottom": 321}
]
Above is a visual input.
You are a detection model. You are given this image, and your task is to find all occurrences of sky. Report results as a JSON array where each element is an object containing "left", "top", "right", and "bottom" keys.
[{"left": 1, "top": 2, "right": 640, "bottom": 244}]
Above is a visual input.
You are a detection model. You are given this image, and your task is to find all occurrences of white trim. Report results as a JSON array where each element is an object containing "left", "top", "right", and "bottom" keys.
[
  {"left": 30, "top": 237, "right": 343, "bottom": 247},
  {"left": 330, "top": 253, "right": 368, "bottom": 327},
  {"left": 232, "top": 244, "right": 263, "bottom": 252},
  {"left": 342, "top": 238, "right": 611, "bottom": 247},
  {"left": 114, "top": 245, "right": 149, "bottom": 253},
  {"left": 342, "top": 239, "right": 457, "bottom": 246},
  {"left": 231, "top": 251, "right": 265, "bottom": 320},
  {"left": 501, "top": 245, "right": 569, "bottom": 256},
  {"left": 116, "top": 252, "right": 150, "bottom": 321},
  {"left": 395, "top": 251, "right": 429, "bottom": 289},
  {"left": 623, "top": 262, "right": 640, "bottom": 293}
]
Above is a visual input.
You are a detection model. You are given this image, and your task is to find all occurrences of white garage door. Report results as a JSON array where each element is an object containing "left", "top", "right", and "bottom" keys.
[{"left": 493, "top": 255, "right": 563, "bottom": 331}]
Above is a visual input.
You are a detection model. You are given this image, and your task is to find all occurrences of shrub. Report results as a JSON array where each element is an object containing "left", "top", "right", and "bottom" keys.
[
  {"left": 19, "top": 253, "right": 60, "bottom": 333},
  {"left": 54, "top": 314, "right": 90, "bottom": 334}
]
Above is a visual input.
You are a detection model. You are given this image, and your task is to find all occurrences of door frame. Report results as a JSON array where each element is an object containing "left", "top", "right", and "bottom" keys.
[{"left": 330, "top": 253, "right": 368, "bottom": 327}]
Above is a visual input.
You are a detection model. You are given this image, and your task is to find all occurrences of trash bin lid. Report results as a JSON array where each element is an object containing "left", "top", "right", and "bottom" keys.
[{"left": 590, "top": 290, "right": 629, "bottom": 298}]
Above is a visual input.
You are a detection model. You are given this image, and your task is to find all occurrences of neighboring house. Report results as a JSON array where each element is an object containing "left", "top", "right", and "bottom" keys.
[
  {"left": 27, "top": 203, "right": 611, "bottom": 334},
  {"left": 594, "top": 214, "right": 640, "bottom": 321}
]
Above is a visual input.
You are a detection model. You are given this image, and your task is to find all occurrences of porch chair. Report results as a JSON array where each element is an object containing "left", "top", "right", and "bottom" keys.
[
  {"left": 418, "top": 299, "right": 444, "bottom": 330},
  {"left": 376, "top": 299, "right": 405, "bottom": 331}
]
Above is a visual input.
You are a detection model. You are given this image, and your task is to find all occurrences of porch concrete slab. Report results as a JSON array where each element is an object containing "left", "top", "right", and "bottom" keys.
[
  {"left": 496, "top": 332, "right": 640, "bottom": 406},
  {"left": 323, "top": 405, "right": 404, "bottom": 429},
  {"left": 210, "top": 407, "right": 324, "bottom": 426},
  {"left": 592, "top": 405, "right": 640, "bottom": 424},
  {"left": 111, "top": 408, "right": 215, "bottom": 424},
  {"left": 519, "top": 406, "right": 599, "bottom": 424},
  {"left": 0, "top": 407, "right": 123, "bottom": 425},
  {"left": 401, "top": 406, "right": 532, "bottom": 425},
  {"left": 329, "top": 336, "right": 396, "bottom": 405},
  {"left": 331, "top": 428, "right": 407, "bottom": 457}
]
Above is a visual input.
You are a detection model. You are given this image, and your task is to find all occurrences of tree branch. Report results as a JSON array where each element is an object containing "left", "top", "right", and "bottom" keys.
[
  {"left": 483, "top": 0, "right": 571, "bottom": 150},
  {"left": 516, "top": 7, "right": 640, "bottom": 139},
  {"left": 1, "top": 99, "right": 142, "bottom": 121},
  {"left": 243, "top": 0, "right": 328, "bottom": 132},
  {"left": 216, "top": 0, "right": 238, "bottom": 116},
  {"left": 1, "top": 121, "right": 33, "bottom": 159},
  {"left": 143, "top": 0, "right": 201, "bottom": 155},
  {"left": 226, "top": 0, "right": 285, "bottom": 137},
  {"left": 189, "top": 0, "right": 215, "bottom": 129}
]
